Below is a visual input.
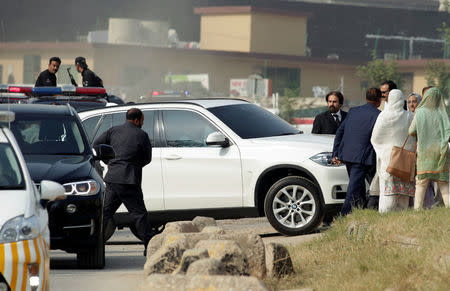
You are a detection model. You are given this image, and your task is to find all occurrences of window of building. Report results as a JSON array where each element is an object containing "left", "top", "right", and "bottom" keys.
[
  {"left": 23, "top": 55, "right": 41, "bottom": 84},
  {"left": 265, "top": 67, "right": 301, "bottom": 96}
]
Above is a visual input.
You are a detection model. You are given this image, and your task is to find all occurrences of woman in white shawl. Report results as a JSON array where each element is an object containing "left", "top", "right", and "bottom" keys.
[{"left": 371, "top": 89, "right": 416, "bottom": 212}]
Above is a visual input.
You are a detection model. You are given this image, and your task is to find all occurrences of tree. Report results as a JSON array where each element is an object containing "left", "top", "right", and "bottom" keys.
[
  {"left": 356, "top": 52, "right": 403, "bottom": 90},
  {"left": 425, "top": 60, "right": 450, "bottom": 99},
  {"left": 437, "top": 22, "right": 450, "bottom": 58}
]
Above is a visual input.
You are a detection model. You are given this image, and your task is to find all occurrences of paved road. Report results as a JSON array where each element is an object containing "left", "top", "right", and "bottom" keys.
[{"left": 50, "top": 217, "right": 322, "bottom": 291}]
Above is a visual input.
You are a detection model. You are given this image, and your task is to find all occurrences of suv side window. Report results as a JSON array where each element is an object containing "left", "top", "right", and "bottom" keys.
[
  {"left": 82, "top": 115, "right": 101, "bottom": 143},
  {"left": 89, "top": 110, "right": 155, "bottom": 144},
  {"left": 142, "top": 110, "right": 155, "bottom": 144},
  {"left": 162, "top": 110, "right": 218, "bottom": 147},
  {"left": 92, "top": 114, "right": 112, "bottom": 142}
]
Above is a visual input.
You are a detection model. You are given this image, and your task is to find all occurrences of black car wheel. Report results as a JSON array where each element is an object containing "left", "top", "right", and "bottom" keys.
[
  {"left": 264, "top": 176, "right": 323, "bottom": 236},
  {"left": 104, "top": 218, "right": 116, "bottom": 242},
  {"left": 77, "top": 234, "right": 105, "bottom": 269}
]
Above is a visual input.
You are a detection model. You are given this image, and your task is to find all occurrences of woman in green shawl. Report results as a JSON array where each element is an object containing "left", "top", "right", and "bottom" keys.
[{"left": 409, "top": 87, "right": 450, "bottom": 209}]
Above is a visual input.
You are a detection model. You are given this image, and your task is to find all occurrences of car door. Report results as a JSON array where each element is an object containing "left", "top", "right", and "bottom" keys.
[
  {"left": 160, "top": 108, "right": 242, "bottom": 209},
  {"left": 81, "top": 110, "right": 164, "bottom": 211}
]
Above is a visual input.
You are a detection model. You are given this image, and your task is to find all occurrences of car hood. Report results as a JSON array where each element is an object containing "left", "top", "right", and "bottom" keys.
[
  {"left": 24, "top": 155, "right": 92, "bottom": 184},
  {"left": 0, "top": 190, "right": 28, "bottom": 228},
  {"left": 247, "top": 134, "right": 335, "bottom": 151}
]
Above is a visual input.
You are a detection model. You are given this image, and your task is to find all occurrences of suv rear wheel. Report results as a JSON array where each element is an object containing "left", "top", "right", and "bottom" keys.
[
  {"left": 264, "top": 176, "right": 323, "bottom": 236},
  {"left": 77, "top": 235, "right": 105, "bottom": 269}
]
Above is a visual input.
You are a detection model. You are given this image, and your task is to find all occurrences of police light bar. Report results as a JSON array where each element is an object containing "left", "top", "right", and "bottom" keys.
[
  {"left": 3, "top": 85, "right": 106, "bottom": 96},
  {"left": 9, "top": 86, "right": 32, "bottom": 94}
]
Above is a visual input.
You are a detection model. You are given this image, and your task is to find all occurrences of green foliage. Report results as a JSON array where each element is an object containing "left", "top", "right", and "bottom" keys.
[
  {"left": 356, "top": 54, "right": 403, "bottom": 90},
  {"left": 425, "top": 60, "right": 450, "bottom": 99},
  {"left": 437, "top": 21, "right": 450, "bottom": 58},
  {"left": 279, "top": 96, "right": 297, "bottom": 123}
]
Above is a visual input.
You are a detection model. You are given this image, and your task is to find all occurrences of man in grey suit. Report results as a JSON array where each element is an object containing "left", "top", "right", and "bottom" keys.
[{"left": 332, "top": 88, "right": 382, "bottom": 215}]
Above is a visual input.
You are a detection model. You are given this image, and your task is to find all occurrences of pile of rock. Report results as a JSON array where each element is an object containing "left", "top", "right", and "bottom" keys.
[{"left": 141, "top": 217, "right": 294, "bottom": 291}]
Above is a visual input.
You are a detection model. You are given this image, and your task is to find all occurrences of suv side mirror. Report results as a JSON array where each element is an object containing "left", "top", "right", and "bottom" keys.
[
  {"left": 40, "top": 180, "right": 65, "bottom": 202},
  {"left": 206, "top": 132, "right": 230, "bottom": 148},
  {"left": 95, "top": 144, "right": 115, "bottom": 163}
]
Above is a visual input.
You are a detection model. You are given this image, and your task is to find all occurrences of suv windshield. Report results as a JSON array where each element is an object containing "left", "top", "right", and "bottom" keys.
[
  {"left": 0, "top": 143, "right": 25, "bottom": 189},
  {"left": 208, "top": 103, "right": 299, "bottom": 139},
  {"left": 1, "top": 115, "right": 86, "bottom": 155}
]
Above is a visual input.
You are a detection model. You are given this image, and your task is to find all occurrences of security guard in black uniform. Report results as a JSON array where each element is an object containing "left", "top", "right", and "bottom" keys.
[
  {"left": 35, "top": 57, "right": 61, "bottom": 87},
  {"left": 74, "top": 56, "right": 104, "bottom": 87},
  {"left": 93, "top": 108, "right": 154, "bottom": 256}
]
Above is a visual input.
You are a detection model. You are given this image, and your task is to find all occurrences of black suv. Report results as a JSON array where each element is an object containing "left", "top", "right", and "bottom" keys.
[{"left": 0, "top": 104, "right": 108, "bottom": 268}]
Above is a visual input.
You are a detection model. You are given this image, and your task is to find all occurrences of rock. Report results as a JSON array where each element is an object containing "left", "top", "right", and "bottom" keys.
[
  {"left": 357, "top": 223, "right": 369, "bottom": 241},
  {"left": 192, "top": 216, "right": 217, "bottom": 232},
  {"left": 146, "top": 233, "right": 166, "bottom": 257},
  {"left": 164, "top": 221, "right": 199, "bottom": 234},
  {"left": 148, "top": 232, "right": 266, "bottom": 278},
  {"left": 172, "top": 248, "right": 209, "bottom": 275},
  {"left": 144, "top": 235, "right": 188, "bottom": 275},
  {"left": 140, "top": 274, "right": 268, "bottom": 291},
  {"left": 347, "top": 221, "right": 358, "bottom": 237},
  {"left": 435, "top": 254, "right": 450, "bottom": 272},
  {"left": 219, "top": 233, "right": 266, "bottom": 279},
  {"left": 265, "top": 242, "right": 294, "bottom": 277},
  {"left": 201, "top": 226, "right": 225, "bottom": 234},
  {"left": 392, "top": 236, "right": 420, "bottom": 248},
  {"left": 147, "top": 232, "right": 214, "bottom": 256},
  {"left": 195, "top": 239, "right": 250, "bottom": 276},
  {"left": 346, "top": 221, "right": 369, "bottom": 241},
  {"left": 186, "top": 258, "right": 226, "bottom": 275}
]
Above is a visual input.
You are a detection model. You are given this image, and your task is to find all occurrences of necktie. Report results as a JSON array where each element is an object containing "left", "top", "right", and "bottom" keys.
[{"left": 332, "top": 113, "right": 340, "bottom": 125}]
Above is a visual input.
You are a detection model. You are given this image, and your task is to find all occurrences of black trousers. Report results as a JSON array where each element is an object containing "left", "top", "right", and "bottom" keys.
[{"left": 104, "top": 182, "right": 152, "bottom": 245}]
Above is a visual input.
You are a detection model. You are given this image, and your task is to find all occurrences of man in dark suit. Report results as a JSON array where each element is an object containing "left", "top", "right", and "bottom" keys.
[
  {"left": 312, "top": 91, "right": 347, "bottom": 134},
  {"left": 332, "top": 88, "right": 382, "bottom": 215},
  {"left": 94, "top": 108, "right": 154, "bottom": 256}
]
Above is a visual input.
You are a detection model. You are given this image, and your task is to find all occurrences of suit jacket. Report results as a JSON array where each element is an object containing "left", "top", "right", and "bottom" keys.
[
  {"left": 312, "top": 110, "right": 348, "bottom": 134},
  {"left": 94, "top": 122, "right": 152, "bottom": 185},
  {"left": 332, "top": 103, "right": 380, "bottom": 166}
]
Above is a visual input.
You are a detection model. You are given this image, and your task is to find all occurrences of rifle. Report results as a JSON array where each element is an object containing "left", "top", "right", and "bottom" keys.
[{"left": 67, "top": 67, "right": 78, "bottom": 86}]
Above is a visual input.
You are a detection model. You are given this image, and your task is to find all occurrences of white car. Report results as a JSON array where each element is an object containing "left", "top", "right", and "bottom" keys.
[
  {"left": 79, "top": 99, "right": 348, "bottom": 236},
  {"left": 0, "top": 111, "right": 65, "bottom": 291}
]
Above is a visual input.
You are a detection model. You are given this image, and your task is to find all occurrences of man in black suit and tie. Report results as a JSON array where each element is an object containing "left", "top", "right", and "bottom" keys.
[
  {"left": 332, "top": 88, "right": 382, "bottom": 215},
  {"left": 312, "top": 91, "right": 347, "bottom": 134}
]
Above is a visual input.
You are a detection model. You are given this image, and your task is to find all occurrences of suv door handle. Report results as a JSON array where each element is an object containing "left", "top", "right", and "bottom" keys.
[{"left": 164, "top": 154, "right": 182, "bottom": 160}]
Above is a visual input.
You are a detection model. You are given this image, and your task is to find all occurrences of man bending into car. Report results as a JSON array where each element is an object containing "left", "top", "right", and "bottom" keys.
[{"left": 94, "top": 108, "right": 154, "bottom": 256}]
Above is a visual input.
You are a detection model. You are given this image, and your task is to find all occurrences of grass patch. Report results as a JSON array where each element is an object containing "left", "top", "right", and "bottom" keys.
[{"left": 264, "top": 208, "right": 450, "bottom": 291}]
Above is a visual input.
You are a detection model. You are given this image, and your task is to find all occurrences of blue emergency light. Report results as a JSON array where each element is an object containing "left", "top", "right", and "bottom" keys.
[{"left": 31, "top": 87, "right": 62, "bottom": 95}]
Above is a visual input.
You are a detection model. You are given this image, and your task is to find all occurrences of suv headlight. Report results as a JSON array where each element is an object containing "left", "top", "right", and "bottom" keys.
[
  {"left": 310, "top": 152, "right": 341, "bottom": 167},
  {"left": 63, "top": 180, "right": 100, "bottom": 195},
  {"left": 0, "top": 215, "right": 40, "bottom": 243}
]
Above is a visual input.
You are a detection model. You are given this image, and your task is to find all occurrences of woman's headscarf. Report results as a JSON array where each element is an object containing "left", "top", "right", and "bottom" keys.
[
  {"left": 371, "top": 89, "right": 415, "bottom": 179},
  {"left": 407, "top": 93, "right": 422, "bottom": 112},
  {"left": 409, "top": 87, "right": 450, "bottom": 181}
]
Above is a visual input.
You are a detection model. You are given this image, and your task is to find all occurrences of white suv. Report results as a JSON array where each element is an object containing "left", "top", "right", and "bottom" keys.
[{"left": 78, "top": 99, "right": 348, "bottom": 236}]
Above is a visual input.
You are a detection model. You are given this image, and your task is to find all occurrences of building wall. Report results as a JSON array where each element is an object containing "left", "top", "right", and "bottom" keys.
[
  {"left": 0, "top": 46, "right": 92, "bottom": 85},
  {"left": 250, "top": 12, "right": 306, "bottom": 56},
  {"left": 200, "top": 14, "right": 252, "bottom": 52}
]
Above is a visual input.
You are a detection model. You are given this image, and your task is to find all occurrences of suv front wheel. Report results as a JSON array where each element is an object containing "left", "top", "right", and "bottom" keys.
[
  {"left": 264, "top": 176, "right": 323, "bottom": 236},
  {"left": 77, "top": 234, "right": 105, "bottom": 269}
]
